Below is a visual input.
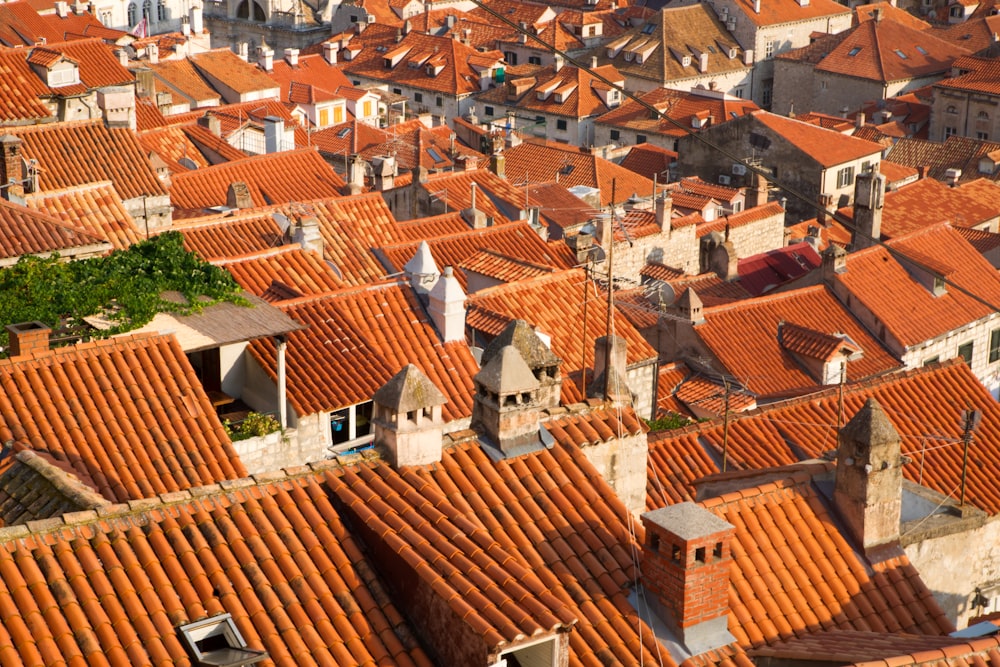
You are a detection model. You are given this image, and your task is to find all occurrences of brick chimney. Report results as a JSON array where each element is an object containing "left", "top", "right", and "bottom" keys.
[
  {"left": 641, "top": 502, "right": 736, "bottom": 654},
  {"left": 834, "top": 398, "right": 904, "bottom": 554},
  {"left": 372, "top": 364, "right": 447, "bottom": 467},
  {"left": 6, "top": 321, "right": 51, "bottom": 358},
  {"left": 0, "top": 135, "right": 24, "bottom": 201}
]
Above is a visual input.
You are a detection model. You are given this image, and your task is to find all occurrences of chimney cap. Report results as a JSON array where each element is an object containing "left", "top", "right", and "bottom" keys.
[
  {"left": 642, "top": 502, "right": 734, "bottom": 542},
  {"left": 480, "top": 318, "right": 560, "bottom": 370},
  {"left": 475, "top": 344, "right": 540, "bottom": 394},
  {"left": 374, "top": 364, "right": 447, "bottom": 412}
]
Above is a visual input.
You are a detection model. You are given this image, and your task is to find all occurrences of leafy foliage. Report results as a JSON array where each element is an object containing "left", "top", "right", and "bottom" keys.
[
  {"left": 224, "top": 412, "right": 281, "bottom": 441},
  {"left": 0, "top": 232, "right": 246, "bottom": 353},
  {"left": 645, "top": 412, "right": 695, "bottom": 431}
]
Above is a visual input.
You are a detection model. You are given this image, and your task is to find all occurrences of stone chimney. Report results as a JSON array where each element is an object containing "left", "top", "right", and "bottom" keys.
[
  {"left": 322, "top": 41, "right": 338, "bottom": 64},
  {"left": 471, "top": 344, "right": 543, "bottom": 456},
  {"left": 292, "top": 215, "right": 323, "bottom": 256},
  {"left": 490, "top": 151, "right": 505, "bottom": 179},
  {"left": 5, "top": 321, "right": 50, "bottom": 357},
  {"left": 709, "top": 238, "right": 738, "bottom": 281},
  {"left": 283, "top": 48, "right": 299, "bottom": 67},
  {"left": 817, "top": 193, "right": 833, "bottom": 227},
  {"left": 655, "top": 191, "right": 672, "bottom": 232},
  {"left": 226, "top": 182, "right": 253, "bottom": 209},
  {"left": 198, "top": 112, "right": 221, "bottom": 137},
  {"left": 461, "top": 182, "right": 487, "bottom": 228},
  {"left": 834, "top": 398, "right": 904, "bottom": 554},
  {"left": 258, "top": 44, "right": 274, "bottom": 72},
  {"left": 567, "top": 232, "right": 595, "bottom": 264},
  {"left": 427, "top": 266, "right": 466, "bottom": 343},
  {"left": 851, "top": 165, "right": 885, "bottom": 251},
  {"left": 641, "top": 503, "right": 736, "bottom": 654},
  {"left": 587, "top": 335, "right": 633, "bottom": 405},
  {"left": 673, "top": 287, "right": 704, "bottom": 325},
  {"left": 481, "top": 319, "right": 562, "bottom": 409},
  {"left": 0, "top": 135, "right": 24, "bottom": 201},
  {"left": 373, "top": 365, "right": 447, "bottom": 467},
  {"left": 821, "top": 244, "right": 847, "bottom": 281},
  {"left": 404, "top": 241, "right": 440, "bottom": 296},
  {"left": 855, "top": 112, "right": 866, "bottom": 129},
  {"left": 263, "top": 116, "right": 285, "bottom": 153},
  {"left": 147, "top": 43, "right": 159, "bottom": 65}
]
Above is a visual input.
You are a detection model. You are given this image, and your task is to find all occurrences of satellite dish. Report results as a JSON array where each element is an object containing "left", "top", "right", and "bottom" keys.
[
  {"left": 272, "top": 212, "right": 291, "bottom": 234},
  {"left": 178, "top": 157, "right": 198, "bottom": 170},
  {"left": 325, "top": 260, "right": 343, "bottom": 279}
]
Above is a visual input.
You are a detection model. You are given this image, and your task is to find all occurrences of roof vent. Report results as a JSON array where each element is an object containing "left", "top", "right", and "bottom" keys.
[{"left": 178, "top": 614, "right": 267, "bottom": 667}]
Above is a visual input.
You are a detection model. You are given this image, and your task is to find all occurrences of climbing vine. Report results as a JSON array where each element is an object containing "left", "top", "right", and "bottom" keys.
[{"left": 0, "top": 232, "right": 246, "bottom": 353}]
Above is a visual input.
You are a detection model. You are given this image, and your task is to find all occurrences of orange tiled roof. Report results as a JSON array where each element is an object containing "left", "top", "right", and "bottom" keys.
[
  {"left": 0, "top": 471, "right": 433, "bottom": 665},
  {"left": 134, "top": 96, "right": 168, "bottom": 131},
  {"left": 478, "top": 64, "right": 625, "bottom": 119},
  {"left": 525, "top": 181, "right": 600, "bottom": 234},
  {"left": 855, "top": 2, "right": 932, "bottom": 29},
  {"left": 2, "top": 119, "right": 167, "bottom": 200},
  {"left": 394, "top": 211, "right": 470, "bottom": 242},
  {"left": 724, "top": 0, "right": 849, "bottom": 27},
  {"left": 503, "top": 140, "right": 655, "bottom": 207},
  {"left": 0, "top": 49, "right": 53, "bottom": 123},
  {"left": 619, "top": 143, "right": 678, "bottom": 182},
  {"left": 418, "top": 169, "right": 529, "bottom": 223},
  {"left": 0, "top": 195, "right": 107, "bottom": 260},
  {"left": 701, "top": 471, "right": 953, "bottom": 647},
  {"left": 342, "top": 28, "right": 503, "bottom": 97},
  {"left": 216, "top": 244, "right": 347, "bottom": 299},
  {"left": 597, "top": 87, "right": 759, "bottom": 139},
  {"left": 0, "top": 334, "right": 246, "bottom": 504},
  {"left": 189, "top": 48, "right": 279, "bottom": 100},
  {"left": 695, "top": 285, "right": 902, "bottom": 397},
  {"left": 23, "top": 181, "right": 141, "bottom": 250},
  {"left": 248, "top": 280, "right": 479, "bottom": 420},
  {"left": 675, "top": 374, "right": 757, "bottom": 415},
  {"left": 655, "top": 361, "right": 696, "bottom": 418},
  {"left": 647, "top": 359, "right": 1000, "bottom": 514},
  {"left": 0, "top": 1, "right": 64, "bottom": 46},
  {"left": 778, "top": 19, "right": 969, "bottom": 83},
  {"left": 836, "top": 224, "right": 1000, "bottom": 347},
  {"left": 145, "top": 56, "right": 222, "bottom": 107},
  {"left": 168, "top": 149, "right": 346, "bottom": 218},
  {"left": 466, "top": 268, "right": 657, "bottom": 403},
  {"left": 172, "top": 209, "right": 286, "bottom": 259},
  {"left": 754, "top": 629, "right": 1000, "bottom": 665},
  {"left": 957, "top": 225, "right": 1000, "bottom": 254},
  {"left": 35, "top": 38, "right": 134, "bottom": 90},
  {"left": 752, "top": 111, "right": 884, "bottom": 168},
  {"left": 885, "top": 135, "right": 1000, "bottom": 184},
  {"left": 377, "top": 221, "right": 576, "bottom": 290},
  {"left": 459, "top": 248, "right": 557, "bottom": 283},
  {"left": 935, "top": 55, "right": 1000, "bottom": 96}
]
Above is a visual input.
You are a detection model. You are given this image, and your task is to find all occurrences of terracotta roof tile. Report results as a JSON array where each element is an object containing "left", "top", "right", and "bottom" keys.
[
  {"left": 2, "top": 120, "right": 167, "bottom": 200},
  {"left": 134, "top": 97, "right": 168, "bottom": 131},
  {"left": 478, "top": 64, "right": 625, "bottom": 119},
  {"left": 23, "top": 181, "right": 141, "bottom": 250},
  {"left": 723, "top": 0, "right": 849, "bottom": 27},
  {"left": 417, "top": 169, "right": 529, "bottom": 223},
  {"left": 168, "top": 149, "right": 345, "bottom": 218},
  {"left": 0, "top": 474, "right": 433, "bottom": 665},
  {"left": 466, "top": 268, "right": 657, "bottom": 403},
  {"left": 598, "top": 87, "right": 758, "bottom": 140},
  {"left": 262, "top": 52, "right": 353, "bottom": 103},
  {"left": 378, "top": 221, "right": 576, "bottom": 291},
  {"left": 0, "top": 195, "right": 109, "bottom": 261},
  {"left": 699, "top": 474, "right": 954, "bottom": 647},
  {"left": 503, "top": 140, "right": 655, "bottom": 207},
  {"left": 835, "top": 224, "right": 1000, "bottom": 346},
  {"left": 695, "top": 285, "right": 902, "bottom": 397},
  {"left": 753, "top": 629, "right": 997, "bottom": 665},
  {"left": 885, "top": 135, "right": 1000, "bottom": 184},
  {"left": 660, "top": 272, "right": 752, "bottom": 306},
  {"left": 655, "top": 361, "right": 696, "bottom": 418},
  {"left": 0, "top": 49, "right": 53, "bottom": 123},
  {"left": 172, "top": 209, "right": 286, "bottom": 259},
  {"left": 751, "top": 111, "right": 885, "bottom": 168},
  {"left": 248, "top": 281, "right": 479, "bottom": 421},
  {"left": 619, "top": 143, "right": 679, "bottom": 182},
  {"left": 189, "top": 48, "right": 280, "bottom": 100},
  {"left": 0, "top": 449, "right": 109, "bottom": 526},
  {"left": 35, "top": 39, "right": 134, "bottom": 90},
  {"left": 0, "top": 334, "right": 246, "bottom": 503},
  {"left": 215, "top": 244, "right": 347, "bottom": 300},
  {"left": 144, "top": 56, "right": 221, "bottom": 107}
]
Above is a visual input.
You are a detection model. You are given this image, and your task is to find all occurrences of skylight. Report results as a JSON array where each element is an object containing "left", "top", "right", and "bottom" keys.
[
  {"left": 848, "top": 46, "right": 861, "bottom": 56},
  {"left": 894, "top": 49, "right": 908, "bottom": 59},
  {"left": 642, "top": 23, "right": 655, "bottom": 34},
  {"left": 915, "top": 45, "right": 928, "bottom": 54},
  {"left": 427, "top": 147, "right": 445, "bottom": 163},
  {"left": 336, "top": 127, "right": 351, "bottom": 138}
]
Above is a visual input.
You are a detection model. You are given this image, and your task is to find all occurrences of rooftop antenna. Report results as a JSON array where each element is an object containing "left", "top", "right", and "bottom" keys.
[{"left": 959, "top": 407, "right": 982, "bottom": 506}]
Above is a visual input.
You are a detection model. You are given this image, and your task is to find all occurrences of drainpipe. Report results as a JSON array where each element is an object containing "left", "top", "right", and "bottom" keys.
[{"left": 276, "top": 335, "right": 287, "bottom": 429}]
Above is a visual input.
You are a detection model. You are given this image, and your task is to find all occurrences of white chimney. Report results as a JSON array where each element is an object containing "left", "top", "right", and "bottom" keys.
[
  {"left": 323, "top": 41, "right": 338, "bottom": 64},
  {"left": 428, "top": 267, "right": 466, "bottom": 343},
  {"left": 699, "top": 52, "right": 709, "bottom": 73},
  {"left": 147, "top": 43, "right": 159, "bottom": 65},
  {"left": 263, "top": 116, "right": 285, "bottom": 153},
  {"left": 284, "top": 48, "right": 299, "bottom": 67},
  {"left": 259, "top": 45, "right": 274, "bottom": 72},
  {"left": 191, "top": 3, "right": 203, "bottom": 33}
]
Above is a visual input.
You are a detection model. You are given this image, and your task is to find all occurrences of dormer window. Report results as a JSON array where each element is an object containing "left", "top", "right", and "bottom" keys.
[
  {"left": 47, "top": 61, "right": 79, "bottom": 87},
  {"left": 178, "top": 614, "right": 267, "bottom": 667}
]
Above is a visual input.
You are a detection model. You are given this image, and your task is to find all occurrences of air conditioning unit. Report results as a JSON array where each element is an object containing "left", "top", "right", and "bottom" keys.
[
  {"left": 732, "top": 163, "right": 747, "bottom": 175},
  {"left": 718, "top": 174, "right": 732, "bottom": 185}
]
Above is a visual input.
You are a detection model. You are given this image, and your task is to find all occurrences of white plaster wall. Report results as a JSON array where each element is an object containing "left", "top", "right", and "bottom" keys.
[
  {"left": 904, "top": 516, "right": 1000, "bottom": 629},
  {"left": 901, "top": 314, "right": 1000, "bottom": 390}
]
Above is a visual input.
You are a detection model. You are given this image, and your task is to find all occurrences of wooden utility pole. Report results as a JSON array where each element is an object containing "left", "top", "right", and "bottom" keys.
[{"left": 960, "top": 407, "right": 981, "bottom": 506}]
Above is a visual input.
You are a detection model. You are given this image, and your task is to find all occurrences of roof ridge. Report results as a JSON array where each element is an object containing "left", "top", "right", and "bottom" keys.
[
  {"left": 0, "top": 331, "right": 169, "bottom": 368},
  {"left": 277, "top": 277, "right": 408, "bottom": 308},
  {"left": 211, "top": 243, "right": 303, "bottom": 265},
  {"left": 697, "top": 466, "right": 819, "bottom": 509},
  {"left": 0, "top": 456, "right": 367, "bottom": 542},
  {"left": 701, "top": 283, "right": 826, "bottom": 315}
]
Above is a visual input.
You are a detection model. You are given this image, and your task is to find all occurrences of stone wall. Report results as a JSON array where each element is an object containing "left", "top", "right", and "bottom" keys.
[{"left": 577, "top": 429, "right": 649, "bottom": 515}]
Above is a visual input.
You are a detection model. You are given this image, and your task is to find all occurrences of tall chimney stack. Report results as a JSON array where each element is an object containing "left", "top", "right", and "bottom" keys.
[{"left": 5, "top": 321, "right": 51, "bottom": 358}]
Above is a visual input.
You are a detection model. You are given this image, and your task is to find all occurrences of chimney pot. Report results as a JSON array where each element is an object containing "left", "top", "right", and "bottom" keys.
[{"left": 5, "top": 321, "right": 51, "bottom": 358}]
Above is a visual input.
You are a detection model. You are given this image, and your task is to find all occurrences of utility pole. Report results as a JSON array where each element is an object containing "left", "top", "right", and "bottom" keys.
[
  {"left": 721, "top": 377, "right": 731, "bottom": 472},
  {"left": 604, "top": 179, "right": 616, "bottom": 400}
]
